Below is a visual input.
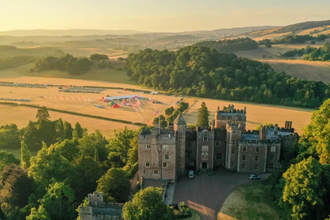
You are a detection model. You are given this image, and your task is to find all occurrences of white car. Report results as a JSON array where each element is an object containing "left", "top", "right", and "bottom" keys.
[{"left": 188, "top": 170, "right": 194, "bottom": 179}]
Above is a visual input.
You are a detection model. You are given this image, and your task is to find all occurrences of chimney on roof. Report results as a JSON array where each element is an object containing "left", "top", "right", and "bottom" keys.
[
  {"left": 274, "top": 124, "right": 278, "bottom": 136},
  {"left": 259, "top": 126, "right": 267, "bottom": 141}
]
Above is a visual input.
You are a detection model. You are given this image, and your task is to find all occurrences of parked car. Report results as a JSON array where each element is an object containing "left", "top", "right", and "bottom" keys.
[
  {"left": 249, "top": 174, "right": 260, "bottom": 180},
  {"left": 188, "top": 170, "right": 195, "bottom": 179}
]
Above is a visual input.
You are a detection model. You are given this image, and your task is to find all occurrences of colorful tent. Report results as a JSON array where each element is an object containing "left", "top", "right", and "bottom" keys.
[
  {"left": 109, "top": 101, "right": 115, "bottom": 106},
  {"left": 112, "top": 103, "right": 120, "bottom": 109}
]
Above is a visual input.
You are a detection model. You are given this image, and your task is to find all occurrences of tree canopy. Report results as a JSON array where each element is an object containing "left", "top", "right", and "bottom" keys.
[
  {"left": 122, "top": 187, "right": 172, "bottom": 220},
  {"left": 126, "top": 45, "right": 330, "bottom": 108},
  {"left": 197, "top": 102, "right": 209, "bottom": 127}
]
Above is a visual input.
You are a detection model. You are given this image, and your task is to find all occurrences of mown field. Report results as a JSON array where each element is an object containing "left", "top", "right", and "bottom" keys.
[
  {"left": 0, "top": 62, "right": 314, "bottom": 135},
  {"left": 217, "top": 181, "right": 279, "bottom": 220},
  {"left": 260, "top": 59, "right": 330, "bottom": 83}
]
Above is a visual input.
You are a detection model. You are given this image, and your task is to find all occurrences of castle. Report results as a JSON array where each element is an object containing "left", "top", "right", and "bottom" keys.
[
  {"left": 138, "top": 104, "right": 298, "bottom": 181},
  {"left": 79, "top": 192, "right": 123, "bottom": 220}
]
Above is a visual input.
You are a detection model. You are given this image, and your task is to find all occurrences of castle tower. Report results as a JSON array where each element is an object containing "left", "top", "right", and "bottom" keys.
[
  {"left": 174, "top": 112, "right": 187, "bottom": 176},
  {"left": 225, "top": 122, "right": 242, "bottom": 171},
  {"left": 259, "top": 126, "right": 268, "bottom": 141}
]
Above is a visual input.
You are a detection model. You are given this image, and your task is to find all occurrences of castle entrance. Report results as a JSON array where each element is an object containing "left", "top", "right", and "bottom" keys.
[{"left": 202, "top": 162, "right": 208, "bottom": 169}]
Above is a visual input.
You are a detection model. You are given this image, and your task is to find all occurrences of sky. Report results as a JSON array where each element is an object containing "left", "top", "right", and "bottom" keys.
[{"left": 0, "top": 0, "right": 330, "bottom": 32}]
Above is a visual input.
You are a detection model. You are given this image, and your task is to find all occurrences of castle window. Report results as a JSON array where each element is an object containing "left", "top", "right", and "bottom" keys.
[
  {"left": 270, "top": 155, "right": 275, "bottom": 160},
  {"left": 269, "top": 164, "right": 274, "bottom": 170},
  {"left": 187, "top": 142, "right": 192, "bottom": 148},
  {"left": 162, "top": 163, "right": 167, "bottom": 168},
  {"left": 232, "top": 130, "right": 237, "bottom": 134},
  {"left": 162, "top": 145, "right": 168, "bottom": 150},
  {"left": 215, "top": 141, "right": 220, "bottom": 147},
  {"left": 145, "top": 162, "right": 150, "bottom": 167},
  {"left": 216, "top": 153, "right": 223, "bottom": 160},
  {"left": 255, "top": 164, "right": 259, "bottom": 170},
  {"left": 255, "top": 156, "right": 259, "bottom": 161},
  {"left": 232, "top": 140, "right": 236, "bottom": 145},
  {"left": 153, "top": 170, "right": 159, "bottom": 175},
  {"left": 242, "top": 156, "right": 246, "bottom": 161},
  {"left": 164, "top": 154, "right": 169, "bottom": 160},
  {"left": 232, "top": 149, "right": 235, "bottom": 154},
  {"left": 242, "top": 164, "right": 246, "bottom": 170},
  {"left": 146, "top": 144, "right": 150, "bottom": 149},
  {"left": 231, "top": 162, "right": 235, "bottom": 167},
  {"left": 203, "top": 137, "right": 208, "bottom": 141},
  {"left": 255, "top": 147, "right": 260, "bottom": 153},
  {"left": 143, "top": 170, "right": 145, "bottom": 173},
  {"left": 271, "top": 146, "right": 276, "bottom": 152},
  {"left": 243, "top": 146, "right": 247, "bottom": 152},
  {"left": 178, "top": 140, "right": 181, "bottom": 144}
]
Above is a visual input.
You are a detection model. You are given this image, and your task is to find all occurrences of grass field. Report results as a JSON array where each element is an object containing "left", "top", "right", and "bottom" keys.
[
  {"left": 0, "top": 47, "right": 64, "bottom": 58},
  {"left": 0, "top": 62, "right": 135, "bottom": 85},
  {"left": 259, "top": 59, "right": 330, "bottom": 83},
  {"left": 217, "top": 181, "right": 279, "bottom": 220}
]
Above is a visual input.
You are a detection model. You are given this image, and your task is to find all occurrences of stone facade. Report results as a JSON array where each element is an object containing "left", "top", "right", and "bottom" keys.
[
  {"left": 79, "top": 192, "right": 122, "bottom": 220},
  {"left": 138, "top": 104, "right": 298, "bottom": 181}
]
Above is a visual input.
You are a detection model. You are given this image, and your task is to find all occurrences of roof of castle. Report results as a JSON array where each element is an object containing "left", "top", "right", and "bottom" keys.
[{"left": 174, "top": 112, "right": 186, "bottom": 125}]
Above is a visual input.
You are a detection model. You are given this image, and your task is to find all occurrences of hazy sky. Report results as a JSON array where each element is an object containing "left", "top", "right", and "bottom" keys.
[{"left": 0, "top": 0, "right": 330, "bottom": 32}]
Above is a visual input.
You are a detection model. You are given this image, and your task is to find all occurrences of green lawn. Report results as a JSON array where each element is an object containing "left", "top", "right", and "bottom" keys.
[
  {"left": 218, "top": 180, "right": 279, "bottom": 220},
  {"left": 6, "top": 60, "right": 136, "bottom": 85},
  {"left": 185, "top": 209, "right": 202, "bottom": 220}
]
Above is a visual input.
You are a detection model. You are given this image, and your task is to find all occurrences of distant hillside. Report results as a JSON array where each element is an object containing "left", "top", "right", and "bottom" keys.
[
  {"left": 274, "top": 20, "right": 330, "bottom": 34},
  {"left": 153, "top": 35, "right": 200, "bottom": 43},
  {"left": 0, "top": 29, "right": 141, "bottom": 36},
  {"left": 194, "top": 37, "right": 258, "bottom": 53},
  {"left": 185, "top": 26, "right": 278, "bottom": 36}
]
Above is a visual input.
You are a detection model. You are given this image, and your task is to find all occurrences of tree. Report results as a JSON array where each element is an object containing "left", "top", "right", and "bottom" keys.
[
  {"left": 39, "top": 181, "right": 76, "bottom": 220},
  {"left": 53, "top": 139, "right": 80, "bottom": 162},
  {"left": 36, "top": 107, "right": 50, "bottom": 121},
  {"left": 165, "top": 107, "right": 174, "bottom": 116},
  {"left": 108, "top": 127, "right": 135, "bottom": 165},
  {"left": 24, "top": 121, "right": 42, "bottom": 151},
  {"left": 96, "top": 168, "right": 131, "bottom": 203},
  {"left": 122, "top": 187, "right": 172, "bottom": 220},
  {"left": 63, "top": 121, "right": 73, "bottom": 140},
  {"left": 26, "top": 205, "right": 50, "bottom": 220},
  {"left": 0, "top": 124, "right": 21, "bottom": 149},
  {"left": 74, "top": 122, "right": 84, "bottom": 139},
  {"left": 20, "top": 141, "right": 31, "bottom": 169},
  {"left": 37, "top": 119, "right": 57, "bottom": 147},
  {"left": 72, "top": 156, "right": 104, "bottom": 202},
  {"left": 283, "top": 157, "right": 326, "bottom": 219},
  {"left": 78, "top": 131, "right": 109, "bottom": 162},
  {"left": 197, "top": 102, "right": 209, "bottom": 127},
  {"left": 0, "top": 151, "right": 20, "bottom": 172},
  {"left": 0, "top": 164, "right": 33, "bottom": 219},
  {"left": 29, "top": 146, "right": 74, "bottom": 188},
  {"left": 55, "top": 119, "right": 65, "bottom": 141}
]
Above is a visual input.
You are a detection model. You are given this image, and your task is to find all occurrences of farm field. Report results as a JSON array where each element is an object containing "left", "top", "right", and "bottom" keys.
[
  {"left": 218, "top": 181, "right": 279, "bottom": 220},
  {"left": 259, "top": 59, "right": 330, "bottom": 83},
  {"left": 183, "top": 98, "right": 312, "bottom": 134},
  {"left": 0, "top": 85, "right": 182, "bottom": 125},
  {"left": 0, "top": 104, "right": 139, "bottom": 138}
]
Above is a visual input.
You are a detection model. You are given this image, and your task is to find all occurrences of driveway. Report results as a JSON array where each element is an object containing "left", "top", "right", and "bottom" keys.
[{"left": 173, "top": 168, "right": 270, "bottom": 220}]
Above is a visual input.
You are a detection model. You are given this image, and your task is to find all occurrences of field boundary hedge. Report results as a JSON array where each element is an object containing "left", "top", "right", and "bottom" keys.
[{"left": 0, "top": 102, "right": 146, "bottom": 126}]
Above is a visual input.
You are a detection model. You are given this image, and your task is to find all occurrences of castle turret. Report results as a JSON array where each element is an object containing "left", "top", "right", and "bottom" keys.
[
  {"left": 174, "top": 112, "right": 187, "bottom": 175},
  {"left": 259, "top": 126, "right": 268, "bottom": 141}
]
